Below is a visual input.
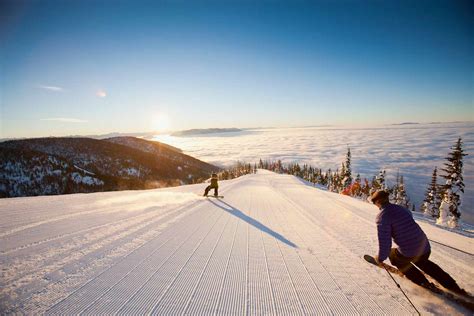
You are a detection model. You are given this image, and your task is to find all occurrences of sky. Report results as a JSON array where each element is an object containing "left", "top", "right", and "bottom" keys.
[{"left": 1, "top": 0, "right": 473, "bottom": 138}]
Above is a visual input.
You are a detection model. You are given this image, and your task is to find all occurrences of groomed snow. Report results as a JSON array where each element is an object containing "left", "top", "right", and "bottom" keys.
[{"left": 1, "top": 170, "right": 472, "bottom": 315}]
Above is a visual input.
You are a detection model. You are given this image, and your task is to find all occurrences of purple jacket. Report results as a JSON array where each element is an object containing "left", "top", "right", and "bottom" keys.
[{"left": 376, "top": 203, "right": 430, "bottom": 261}]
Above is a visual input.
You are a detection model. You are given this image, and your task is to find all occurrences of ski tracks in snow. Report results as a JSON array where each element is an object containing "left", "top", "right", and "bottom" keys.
[{"left": 1, "top": 171, "right": 472, "bottom": 315}]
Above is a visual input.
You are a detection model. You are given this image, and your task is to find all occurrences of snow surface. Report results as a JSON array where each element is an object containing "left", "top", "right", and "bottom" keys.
[{"left": 1, "top": 170, "right": 472, "bottom": 315}]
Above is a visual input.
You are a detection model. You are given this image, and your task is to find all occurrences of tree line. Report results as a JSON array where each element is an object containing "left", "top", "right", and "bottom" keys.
[{"left": 252, "top": 138, "right": 466, "bottom": 229}]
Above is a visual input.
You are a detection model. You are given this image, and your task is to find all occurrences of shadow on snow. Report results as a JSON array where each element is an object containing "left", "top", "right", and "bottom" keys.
[{"left": 207, "top": 198, "right": 297, "bottom": 248}]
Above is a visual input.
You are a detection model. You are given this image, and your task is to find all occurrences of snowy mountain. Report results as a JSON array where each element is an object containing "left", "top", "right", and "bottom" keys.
[
  {"left": 1, "top": 170, "right": 472, "bottom": 315},
  {"left": 0, "top": 137, "right": 218, "bottom": 197}
]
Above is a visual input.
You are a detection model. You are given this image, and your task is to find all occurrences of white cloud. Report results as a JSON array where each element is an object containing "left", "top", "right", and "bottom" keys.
[
  {"left": 40, "top": 117, "right": 88, "bottom": 123},
  {"left": 96, "top": 89, "right": 107, "bottom": 98},
  {"left": 38, "top": 85, "right": 65, "bottom": 92}
]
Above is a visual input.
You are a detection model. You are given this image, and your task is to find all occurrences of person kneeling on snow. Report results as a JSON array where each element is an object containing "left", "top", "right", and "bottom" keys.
[
  {"left": 370, "top": 190, "right": 467, "bottom": 295},
  {"left": 203, "top": 173, "right": 219, "bottom": 197}
]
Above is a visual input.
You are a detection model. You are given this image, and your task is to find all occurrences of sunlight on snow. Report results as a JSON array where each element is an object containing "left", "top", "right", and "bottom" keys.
[{"left": 93, "top": 191, "right": 201, "bottom": 212}]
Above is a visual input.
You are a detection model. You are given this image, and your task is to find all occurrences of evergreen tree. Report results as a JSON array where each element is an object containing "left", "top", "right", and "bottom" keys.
[
  {"left": 394, "top": 175, "right": 409, "bottom": 208},
  {"left": 277, "top": 160, "right": 283, "bottom": 173},
  {"left": 326, "top": 168, "right": 332, "bottom": 190},
  {"left": 333, "top": 169, "right": 341, "bottom": 192},
  {"left": 390, "top": 170, "right": 400, "bottom": 202},
  {"left": 438, "top": 138, "right": 467, "bottom": 228},
  {"left": 303, "top": 164, "right": 309, "bottom": 180},
  {"left": 421, "top": 167, "right": 440, "bottom": 218},
  {"left": 372, "top": 170, "right": 386, "bottom": 192},
  {"left": 379, "top": 170, "right": 387, "bottom": 190},
  {"left": 370, "top": 176, "right": 377, "bottom": 194},
  {"left": 361, "top": 178, "right": 371, "bottom": 198},
  {"left": 437, "top": 182, "right": 454, "bottom": 227},
  {"left": 353, "top": 173, "right": 362, "bottom": 197},
  {"left": 342, "top": 147, "right": 352, "bottom": 189}
]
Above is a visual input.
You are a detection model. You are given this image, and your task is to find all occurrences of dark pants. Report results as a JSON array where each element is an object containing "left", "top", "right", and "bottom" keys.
[
  {"left": 204, "top": 185, "right": 218, "bottom": 196},
  {"left": 389, "top": 248, "right": 462, "bottom": 292}
]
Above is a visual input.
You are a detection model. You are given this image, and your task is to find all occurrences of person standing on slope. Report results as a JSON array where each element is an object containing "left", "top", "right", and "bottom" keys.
[
  {"left": 370, "top": 190, "right": 467, "bottom": 295},
  {"left": 203, "top": 173, "right": 219, "bottom": 197}
]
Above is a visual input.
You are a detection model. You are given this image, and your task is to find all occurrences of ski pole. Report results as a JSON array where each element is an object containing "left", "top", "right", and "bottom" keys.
[{"left": 382, "top": 265, "right": 421, "bottom": 316}]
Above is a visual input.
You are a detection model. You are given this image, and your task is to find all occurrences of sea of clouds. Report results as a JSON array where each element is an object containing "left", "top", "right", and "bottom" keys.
[{"left": 154, "top": 122, "right": 473, "bottom": 224}]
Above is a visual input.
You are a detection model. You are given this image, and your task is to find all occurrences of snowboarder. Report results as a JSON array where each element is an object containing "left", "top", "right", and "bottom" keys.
[
  {"left": 369, "top": 190, "right": 466, "bottom": 295},
  {"left": 203, "top": 173, "right": 219, "bottom": 197}
]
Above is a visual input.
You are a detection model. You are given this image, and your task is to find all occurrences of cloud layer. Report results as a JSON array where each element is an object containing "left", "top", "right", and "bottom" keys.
[
  {"left": 40, "top": 117, "right": 88, "bottom": 123},
  {"left": 154, "top": 123, "right": 474, "bottom": 224}
]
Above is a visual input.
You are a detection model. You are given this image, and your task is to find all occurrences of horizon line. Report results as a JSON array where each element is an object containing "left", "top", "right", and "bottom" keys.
[{"left": 1, "top": 120, "right": 473, "bottom": 142}]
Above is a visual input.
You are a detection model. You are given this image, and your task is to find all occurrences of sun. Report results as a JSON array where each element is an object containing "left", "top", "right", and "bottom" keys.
[{"left": 152, "top": 114, "right": 171, "bottom": 133}]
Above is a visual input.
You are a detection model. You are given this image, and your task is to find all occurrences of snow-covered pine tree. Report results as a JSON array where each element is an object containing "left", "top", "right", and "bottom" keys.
[
  {"left": 369, "top": 176, "right": 377, "bottom": 195},
  {"left": 390, "top": 170, "right": 400, "bottom": 202},
  {"left": 338, "top": 163, "right": 345, "bottom": 191},
  {"left": 330, "top": 169, "right": 341, "bottom": 192},
  {"left": 437, "top": 180, "right": 453, "bottom": 227},
  {"left": 342, "top": 147, "right": 352, "bottom": 189},
  {"left": 295, "top": 163, "right": 302, "bottom": 177},
  {"left": 303, "top": 164, "right": 309, "bottom": 180},
  {"left": 277, "top": 160, "right": 282, "bottom": 173},
  {"left": 395, "top": 175, "right": 409, "bottom": 208},
  {"left": 336, "top": 168, "right": 343, "bottom": 192},
  {"left": 372, "top": 170, "right": 386, "bottom": 192},
  {"left": 326, "top": 168, "right": 332, "bottom": 189},
  {"left": 421, "top": 167, "right": 440, "bottom": 218},
  {"left": 438, "top": 138, "right": 467, "bottom": 228},
  {"left": 353, "top": 173, "right": 362, "bottom": 197},
  {"left": 329, "top": 169, "right": 336, "bottom": 192},
  {"left": 380, "top": 170, "right": 387, "bottom": 190},
  {"left": 362, "top": 178, "right": 371, "bottom": 199}
]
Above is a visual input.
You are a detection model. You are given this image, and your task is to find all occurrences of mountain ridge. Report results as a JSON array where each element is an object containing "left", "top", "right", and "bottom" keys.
[{"left": 0, "top": 136, "right": 218, "bottom": 198}]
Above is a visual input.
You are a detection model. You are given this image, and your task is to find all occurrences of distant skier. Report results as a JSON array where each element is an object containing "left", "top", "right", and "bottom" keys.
[
  {"left": 369, "top": 190, "right": 467, "bottom": 295},
  {"left": 203, "top": 173, "right": 219, "bottom": 197}
]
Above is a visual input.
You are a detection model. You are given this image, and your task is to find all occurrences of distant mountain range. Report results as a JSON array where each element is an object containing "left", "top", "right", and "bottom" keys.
[
  {"left": 391, "top": 122, "right": 420, "bottom": 125},
  {"left": 171, "top": 128, "right": 242, "bottom": 137},
  {"left": 0, "top": 137, "right": 218, "bottom": 198}
]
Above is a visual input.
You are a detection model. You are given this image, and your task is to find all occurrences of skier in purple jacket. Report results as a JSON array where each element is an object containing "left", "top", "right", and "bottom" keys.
[{"left": 370, "top": 190, "right": 466, "bottom": 295}]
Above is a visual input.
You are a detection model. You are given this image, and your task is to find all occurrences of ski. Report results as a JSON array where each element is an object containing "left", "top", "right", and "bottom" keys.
[
  {"left": 364, "top": 255, "right": 402, "bottom": 275},
  {"left": 204, "top": 195, "right": 224, "bottom": 198},
  {"left": 364, "top": 255, "right": 474, "bottom": 312}
]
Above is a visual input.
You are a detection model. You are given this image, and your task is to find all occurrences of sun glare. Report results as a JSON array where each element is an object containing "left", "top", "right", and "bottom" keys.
[{"left": 152, "top": 114, "right": 171, "bottom": 132}]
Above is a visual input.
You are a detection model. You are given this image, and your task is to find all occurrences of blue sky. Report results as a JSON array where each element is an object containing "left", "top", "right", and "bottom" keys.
[{"left": 1, "top": 0, "right": 473, "bottom": 138}]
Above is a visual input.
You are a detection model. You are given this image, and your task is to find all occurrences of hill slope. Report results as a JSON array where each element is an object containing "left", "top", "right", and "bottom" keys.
[
  {"left": 0, "top": 170, "right": 472, "bottom": 314},
  {"left": 0, "top": 137, "right": 218, "bottom": 197}
]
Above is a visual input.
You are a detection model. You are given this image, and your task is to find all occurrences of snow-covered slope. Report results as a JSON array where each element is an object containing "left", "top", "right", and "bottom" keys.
[{"left": 1, "top": 170, "right": 472, "bottom": 315}]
